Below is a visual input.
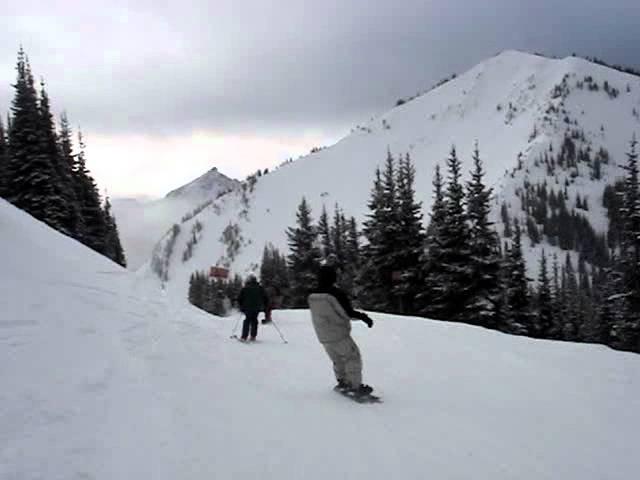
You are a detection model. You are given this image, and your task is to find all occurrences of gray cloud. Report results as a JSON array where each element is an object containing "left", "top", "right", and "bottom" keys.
[{"left": 1, "top": 0, "right": 639, "bottom": 135}]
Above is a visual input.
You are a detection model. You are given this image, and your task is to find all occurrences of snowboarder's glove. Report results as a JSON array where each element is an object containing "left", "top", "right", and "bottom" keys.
[{"left": 363, "top": 316, "right": 374, "bottom": 328}]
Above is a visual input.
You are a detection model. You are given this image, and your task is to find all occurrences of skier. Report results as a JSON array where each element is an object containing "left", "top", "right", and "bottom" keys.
[
  {"left": 237, "top": 274, "right": 269, "bottom": 342},
  {"left": 307, "top": 264, "right": 375, "bottom": 396}
]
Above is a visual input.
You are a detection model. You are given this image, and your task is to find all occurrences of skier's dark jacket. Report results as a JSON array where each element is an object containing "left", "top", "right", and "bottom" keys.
[
  {"left": 312, "top": 266, "right": 370, "bottom": 324},
  {"left": 237, "top": 278, "right": 269, "bottom": 314}
]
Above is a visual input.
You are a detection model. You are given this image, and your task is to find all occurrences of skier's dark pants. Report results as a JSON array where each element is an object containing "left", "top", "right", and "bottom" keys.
[{"left": 241, "top": 311, "right": 259, "bottom": 339}]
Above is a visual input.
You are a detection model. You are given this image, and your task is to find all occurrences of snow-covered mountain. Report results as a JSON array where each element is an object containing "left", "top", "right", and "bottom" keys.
[
  {"left": 144, "top": 50, "right": 639, "bottom": 296},
  {"left": 2, "top": 197, "right": 639, "bottom": 479},
  {"left": 112, "top": 167, "right": 239, "bottom": 269}
]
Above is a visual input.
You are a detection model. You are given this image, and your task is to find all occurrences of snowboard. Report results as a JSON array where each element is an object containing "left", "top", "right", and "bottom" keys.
[{"left": 334, "top": 386, "right": 382, "bottom": 404}]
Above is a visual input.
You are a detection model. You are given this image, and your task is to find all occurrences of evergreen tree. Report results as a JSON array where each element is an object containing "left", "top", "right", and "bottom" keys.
[
  {"left": 341, "top": 216, "right": 361, "bottom": 299},
  {"left": 502, "top": 220, "right": 530, "bottom": 334},
  {"left": 597, "top": 262, "right": 624, "bottom": 345},
  {"left": 58, "top": 112, "right": 85, "bottom": 235},
  {"left": 421, "top": 147, "right": 472, "bottom": 322},
  {"left": 465, "top": 144, "right": 502, "bottom": 327},
  {"left": 549, "top": 253, "right": 564, "bottom": 339},
  {"left": 425, "top": 164, "right": 446, "bottom": 242},
  {"left": 360, "top": 157, "right": 397, "bottom": 312},
  {"left": 286, "top": 197, "right": 321, "bottom": 307},
  {"left": 562, "top": 254, "right": 580, "bottom": 340},
  {"left": 418, "top": 164, "right": 446, "bottom": 314},
  {"left": 0, "top": 118, "right": 7, "bottom": 197},
  {"left": 260, "top": 243, "right": 289, "bottom": 301},
  {"left": 317, "top": 205, "right": 333, "bottom": 260},
  {"left": 4, "top": 48, "right": 63, "bottom": 226},
  {"left": 188, "top": 271, "right": 206, "bottom": 309},
  {"left": 74, "top": 131, "right": 108, "bottom": 254},
  {"left": 535, "top": 251, "right": 553, "bottom": 337},
  {"left": 37, "top": 80, "right": 80, "bottom": 236},
  {"left": 501, "top": 202, "right": 512, "bottom": 237},
  {"left": 611, "top": 136, "right": 640, "bottom": 351},
  {"left": 103, "top": 196, "right": 127, "bottom": 267},
  {"left": 331, "top": 204, "right": 346, "bottom": 267},
  {"left": 393, "top": 153, "right": 425, "bottom": 313}
]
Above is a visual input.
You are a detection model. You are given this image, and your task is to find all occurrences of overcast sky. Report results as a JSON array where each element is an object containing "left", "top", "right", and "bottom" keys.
[{"left": 1, "top": 0, "right": 638, "bottom": 197}]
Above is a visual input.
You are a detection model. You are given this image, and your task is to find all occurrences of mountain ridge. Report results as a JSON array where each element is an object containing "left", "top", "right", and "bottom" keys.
[{"left": 139, "top": 50, "right": 639, "bottom": 297}]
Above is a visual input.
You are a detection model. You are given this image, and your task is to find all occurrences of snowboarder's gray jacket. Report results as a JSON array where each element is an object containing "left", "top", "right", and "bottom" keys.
[{"left": 307, "top": 293, "right": 353, "bottom": 344}]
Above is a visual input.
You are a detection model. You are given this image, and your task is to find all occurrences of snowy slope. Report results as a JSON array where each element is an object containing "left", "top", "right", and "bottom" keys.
[
  {"left": 112, "top": 167, "right": 239, "bottom": 269},
  {"left": 2, "top": 198, "right": 640, "bottom": 479},
  {"left": 146, "top": 50, "right": 640, "bottom": 295}
]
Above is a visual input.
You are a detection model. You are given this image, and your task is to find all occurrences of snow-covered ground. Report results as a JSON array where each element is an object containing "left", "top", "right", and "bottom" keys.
[{"left": 2, "top": 200, "right": 640, "bottom": 479}]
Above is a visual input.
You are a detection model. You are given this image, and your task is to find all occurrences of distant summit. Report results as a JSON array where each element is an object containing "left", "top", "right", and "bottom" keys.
[
  {"left": 165, "top": 167, "right": 239, "bottom": 200},
  {"left": 112, "top": 166, "right": 240, "bottom": 269}
]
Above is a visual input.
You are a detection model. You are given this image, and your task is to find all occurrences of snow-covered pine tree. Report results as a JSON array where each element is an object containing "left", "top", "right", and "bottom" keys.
[
  {"left": 611, "top": 136, "right": 640, "bottom": 351},
  {"left": 188, "top": 271, "right": 207, "bottom": 310},
  {"left": 0, "top": 118, "right": 7, "bottom": 197},
  {"left": 260, "top": 243, "right": 289, "bottom": 298},
  {"left": 37, "top": 80, "right": 81, "bottom": 237},
  {"left": 501, "top": 220, "right": 530, "bottom": 334},
  {"left": 562, "top": 253, "right": 580, "bottom": 341},
  {"left": 334, "top": 206, "right": 347, "bottom": 264},
  {"left": 317, "top": 205, "right": 333, "bottom": 260},
  {"left": 260, "top": 245, "right": 275, "bottom": 288},
  {"left": 393, "top": 152, "right": 425, "bottom": 314},
  {"left": 378, "top": 150, "right": 402, "bottom": 311},
  {"left": 209, "top": 278, "right": 227, "bottom": 316},
  {"left": 103, "top": 196, "right": 127, "bottom": 267},
  {"left": 465, "top": 143, "right": 502, "bottom": 327},
  {"left": 549, "top": 253, "right": 564, "bottom": 339},
  {"left": 337, "top": 216, "right": 360, "bottom": 299},
  {"left": 581, "top": 265, "right": 608, "bottom": 344},
  {"left": 425, "top": 164, "right": 446, "bottom": 243},
  {"left": 4, "top": 49, "right": 62, "bottom": 226},
  {"left": 501, "top": 202, "right": 512, "bottom": 237},
  {"left": 422, "top": 147, "right": 472, "bottom": 322},
  {"left": 58, "top": 112, "right": 86, "bottom": 237},
  {"left": 286, "top": 197, "right": 321, "bottom": 307},
  {"left": 74, "top": 131, "right": 108, "bottom": 255},
  {"left": 188, "top": 273, "right": 197, "bottom": 306},
  {"left": 419, "top": 164, "right": 446, "bottom": 315},
  {"left": 359, "top": 165, "right": 390, "bottom": 311},
  {"left": 596, "top": 259, "right": 624, "bottom": 345},
  {"left": 535, "top": 250, "right": 553, "bottom": 338}
]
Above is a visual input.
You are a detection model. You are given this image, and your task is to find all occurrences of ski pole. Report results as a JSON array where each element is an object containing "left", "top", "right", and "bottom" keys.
[
  {"left": 270, "top": 318, "right": 288, "bottom": 344},
  {"left": 230, "top": 312, "right": 242, "bottom": 338}
]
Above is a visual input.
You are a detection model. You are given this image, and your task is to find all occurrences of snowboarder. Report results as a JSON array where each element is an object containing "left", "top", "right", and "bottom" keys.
[
  {"left": 237, "top": 274, "right": 269, "bottom": 342},
  {"left": 307, "top": 265, "right": 374, "bottom": 396}
]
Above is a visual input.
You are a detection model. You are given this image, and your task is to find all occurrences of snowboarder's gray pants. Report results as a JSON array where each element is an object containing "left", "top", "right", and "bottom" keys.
[{"left": 322, "top": 336, "right": 362, "bottom": 387}]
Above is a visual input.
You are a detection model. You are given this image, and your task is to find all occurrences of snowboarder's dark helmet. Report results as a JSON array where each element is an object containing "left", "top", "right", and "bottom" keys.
[
  {"left": 318, "top": 265, "right": 337, "bottom": 287},
  {"left": 246, "top": 274, "right": 257, "bottom": 285}
]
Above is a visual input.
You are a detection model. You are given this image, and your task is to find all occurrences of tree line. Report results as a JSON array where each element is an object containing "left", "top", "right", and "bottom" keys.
[
  {"left": 0, "top": 48, "right": 125, "bottom": 266},
  {"left": 282, "top": 142, "right": 640, "bottom": 353}
]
